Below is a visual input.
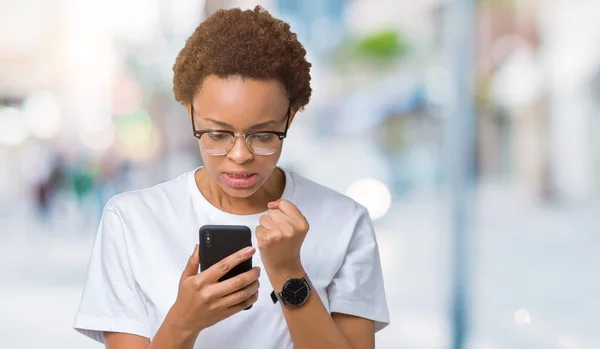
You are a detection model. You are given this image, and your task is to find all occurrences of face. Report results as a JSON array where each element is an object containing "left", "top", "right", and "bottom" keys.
[{"left": 187, "top": 75, "right": 292, "bottom": 198}]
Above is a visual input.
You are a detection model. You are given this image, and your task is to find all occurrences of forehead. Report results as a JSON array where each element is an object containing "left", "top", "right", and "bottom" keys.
[{"left": 193, "top": 75, "right": 288, "bottom": 124}]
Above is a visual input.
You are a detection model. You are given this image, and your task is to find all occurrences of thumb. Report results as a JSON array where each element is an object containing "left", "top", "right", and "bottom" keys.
[{"left": 181, "top": 244, "right": 200, "bottom": 280}]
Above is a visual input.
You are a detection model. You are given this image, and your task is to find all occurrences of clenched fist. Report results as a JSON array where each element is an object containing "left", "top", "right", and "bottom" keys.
[{"left": 256, "top": 199, "right": 309, "bottom": 276}]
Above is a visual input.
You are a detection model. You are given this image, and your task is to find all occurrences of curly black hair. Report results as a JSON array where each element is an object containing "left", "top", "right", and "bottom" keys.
[{"left": 173, "top": 5, "right": 312, "bottom": 113}]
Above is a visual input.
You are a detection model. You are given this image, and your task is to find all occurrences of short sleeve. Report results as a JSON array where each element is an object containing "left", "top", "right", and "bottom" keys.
[
  {"left": 327, "top": 207, "right": 390, "bottom": 332},
  {"left": 73, "top": 208, "right": 150, "bottom": 343}
]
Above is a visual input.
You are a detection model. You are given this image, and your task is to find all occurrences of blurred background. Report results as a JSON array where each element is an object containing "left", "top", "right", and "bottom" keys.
[{"left": 1, "top": 0, "right": 599, "bottom": 348}]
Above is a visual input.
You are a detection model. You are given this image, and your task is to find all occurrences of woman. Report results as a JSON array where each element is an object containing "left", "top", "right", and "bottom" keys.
[{"left": 74, "top": 6, "right": 389, "bottom": 349}]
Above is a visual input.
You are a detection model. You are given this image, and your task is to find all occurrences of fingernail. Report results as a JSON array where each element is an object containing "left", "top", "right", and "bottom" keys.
[
  {"left": 192, "top": 244, "right": 198, "bottom": 255},
  {"left": 245, "top": 246, "right": 255, "bottom": 254}
]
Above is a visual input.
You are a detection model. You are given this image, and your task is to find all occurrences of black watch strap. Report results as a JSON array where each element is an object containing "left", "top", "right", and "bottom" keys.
[{"left": 270, "top": 289, "right": 281, "bottom": 304}]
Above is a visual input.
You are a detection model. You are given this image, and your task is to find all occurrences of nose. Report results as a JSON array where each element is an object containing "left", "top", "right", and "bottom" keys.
[{"left": 227, "top": 135, "right": 253, "bottom": 163}]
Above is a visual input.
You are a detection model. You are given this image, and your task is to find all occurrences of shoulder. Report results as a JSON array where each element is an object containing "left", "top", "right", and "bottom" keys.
[
  {"left": 289, "top": 172, "right": 369, "bottom": 221},
  {"left": 103, "top": 170, "right": 191, "bottom": 216}
]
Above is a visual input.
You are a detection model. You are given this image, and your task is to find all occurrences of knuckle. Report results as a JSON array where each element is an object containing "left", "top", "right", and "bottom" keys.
[
  {"left": 207, "top": 302, "right": 218, "bottom": 311},
  {"left": 249, "top": 293, "right": 258, "bottom": 304},
  {"left": 302, "top": 221, "right": 310, "bottom": 232},
  {"left": 259, "top": 216, "right": 268, "bottom": 226},
  {"left": 192, "top": 278, "right": 203, "bottom": 289},
  {"left": 234, "top": 276, "right": 245, "bottom": 290},
  {"left": 238, "top": 290, "right": 247, "bottom": 302},
  {"left": 200, "top": 289, "right": 213, "bottom": 301},
  {"left": 219, "top": 261, "right": 230, "bottom": 272},
  {"left": 244, "top": 297, "right": 253, "bottom": 307}
]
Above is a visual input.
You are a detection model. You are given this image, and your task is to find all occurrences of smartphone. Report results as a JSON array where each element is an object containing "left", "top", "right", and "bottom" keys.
[
  {"left": 199, "top": 225, "right": 254, "bottom": 310},
  {"left": 199, "top": 224, "right": 253, "bottom": 276}
]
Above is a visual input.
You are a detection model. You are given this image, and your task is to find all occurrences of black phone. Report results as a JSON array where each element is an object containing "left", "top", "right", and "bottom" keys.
[
  {"left": 199, "top": 225, "right": 254, "bottom": 310},
  {"left": 199, "top": 224, "right": 253, "bottom": 282}
]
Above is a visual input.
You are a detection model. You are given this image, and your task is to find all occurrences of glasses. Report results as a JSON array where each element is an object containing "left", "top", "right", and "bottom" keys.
[{"left": 191, "top": 105, "right": 291, "bottom": 156}]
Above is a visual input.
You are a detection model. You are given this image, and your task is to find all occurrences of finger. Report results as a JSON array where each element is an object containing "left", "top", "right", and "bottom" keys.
[
  {"left": 212, "top": 266, "right": 260, "bottom": 296},
  {"left": 270, "top": 199, "right": 303, "bottom": 219},
  {"left": 216, "top": 280, "right": 260, "bottom": 308},
  {"left": 267, "top": 208, "right": 289, "bottom": 225},
  {"left": 255, "top": 225, "right": 270, "bottom": 246},
  {"left": 203, "top": 246, "right": 255, "bottom": 283},
  {"left": 180, "top": 244, "right": 199, "bottom": 281},
  {"left": 224, "top": 290, "right": 260, "bottom": 316},
  {"left": 259, "top": 214, "right": 279, "bottom": 231}
]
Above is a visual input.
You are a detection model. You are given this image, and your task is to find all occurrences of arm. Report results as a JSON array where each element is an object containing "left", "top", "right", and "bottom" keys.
[
  {"left": 104, "top": 311, "right": 199, "bottom": 349},
  {"left": 258, "top": 200, "right": 380, "bottom": 349},
  {"left": 332, "top": 313, "right": 375, "bottom": 349},
  {"left": 267, "top": 267, "right": 375, "bottom": 349},
  {"left": 103, "top": 304, "right": 375, "bottom": 349}
]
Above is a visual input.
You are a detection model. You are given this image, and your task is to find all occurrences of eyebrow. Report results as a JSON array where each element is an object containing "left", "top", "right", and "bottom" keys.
[{"left": 203, "top": 118, "right": 279, "bottom": 130}]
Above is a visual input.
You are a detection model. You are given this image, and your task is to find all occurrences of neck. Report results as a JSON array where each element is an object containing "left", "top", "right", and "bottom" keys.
[{"left": 195, "top": 167, "right": 286, "bottom": 215}]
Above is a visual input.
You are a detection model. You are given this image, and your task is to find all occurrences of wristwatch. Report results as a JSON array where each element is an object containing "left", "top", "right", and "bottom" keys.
[{"left": 270, "top": 274, "right": 313, "bottom": 307}]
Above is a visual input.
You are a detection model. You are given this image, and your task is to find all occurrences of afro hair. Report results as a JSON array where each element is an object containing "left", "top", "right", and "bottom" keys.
[{"left": 173, "top": 5, "right": 312, "bottom": 113}]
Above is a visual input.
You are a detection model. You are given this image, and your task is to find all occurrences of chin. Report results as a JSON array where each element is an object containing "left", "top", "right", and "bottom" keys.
[{"left": 222, "top": 186, "right": 258, "bottom": 198}]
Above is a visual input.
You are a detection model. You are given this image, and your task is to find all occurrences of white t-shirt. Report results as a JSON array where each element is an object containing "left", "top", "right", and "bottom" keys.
[{"left": 73, "top": 167, "right": 390, "bottom": 348}]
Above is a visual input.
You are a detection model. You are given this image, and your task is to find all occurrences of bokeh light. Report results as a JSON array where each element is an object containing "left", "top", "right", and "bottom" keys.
[
  {"left": 80, "top": 121, "right": 116, "bottom": 152},
  {"left": 114, "top": 108, "right": 160, "bottom": 161},
  {"left": 22, "top": 91, "right": 62, "bottom": 139},
  {"left": 346, "top": 178, "right": 392, "bottom": 220},
  {"left": 514, "top": 309, "right": 532, "bottom": 325},
  {"left": 0, "top": 107, "right": 29, "bottom": 146}
]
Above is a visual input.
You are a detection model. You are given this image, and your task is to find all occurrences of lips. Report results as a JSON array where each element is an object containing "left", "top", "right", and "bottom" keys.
[
  {"left": 224, "top": 172, "right": 255, "bottom": 177},
  {"left": 222, "top": 172, "right": 258, "bottom": 188}
]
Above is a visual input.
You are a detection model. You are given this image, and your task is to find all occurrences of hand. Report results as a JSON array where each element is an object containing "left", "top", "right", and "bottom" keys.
[
  {"left": 167, "top": 245, "right": 261, "bottom": 335},
  {"left": 256, "top": 199, "right": 310, "bottom": 275}
]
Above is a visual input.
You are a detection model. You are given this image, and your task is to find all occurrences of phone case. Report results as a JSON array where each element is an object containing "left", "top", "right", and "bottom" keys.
[{"left": 199, "top": 225, "right": 253, "bottom": 282}]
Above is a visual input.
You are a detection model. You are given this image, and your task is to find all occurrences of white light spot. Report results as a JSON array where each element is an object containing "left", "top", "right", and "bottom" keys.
[
  {"left": 22, "top": 91, "right": 62, "bottom": 139},
  {"left": 0, "top": 107, "right": 29, "bottom": 146},
  {"left": 80, "top": 122, "right": 116, "bottom": 152},
  {"left": 346, "top": 178, "right": 392, "bottom": 220},
  {"left": 514, "top": 309, "right": 532, "bottom": 325}
]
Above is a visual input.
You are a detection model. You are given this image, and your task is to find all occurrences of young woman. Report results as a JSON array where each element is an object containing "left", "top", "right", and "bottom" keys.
[{"left": 74, "top": 6, "right": 389, "bottom": 349}]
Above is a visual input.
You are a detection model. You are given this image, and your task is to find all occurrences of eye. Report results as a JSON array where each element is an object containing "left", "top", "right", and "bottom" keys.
[
  {"left": 253, "top": 133, "right": 275, "bottom": 142},
  {"left": 208, "top": 132, "right": 230, "bottom": 141}
]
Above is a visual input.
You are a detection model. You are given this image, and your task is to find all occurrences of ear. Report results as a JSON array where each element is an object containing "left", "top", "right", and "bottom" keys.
[
  {"left": 288, "top": 108, "right": 298, "bottom": 125},
  {"left": 184, "top": 102, "right": 192, "bottom": 118}
]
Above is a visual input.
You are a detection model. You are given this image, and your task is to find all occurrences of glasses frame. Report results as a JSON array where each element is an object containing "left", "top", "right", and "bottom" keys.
[{"left": 190, "top": 104, "right": 291, "bottom": 156}]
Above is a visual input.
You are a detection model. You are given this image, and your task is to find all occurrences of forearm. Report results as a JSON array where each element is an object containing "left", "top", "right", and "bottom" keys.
[
  {"left": 148, "top": 309, "right": 200, "bottom": 349},
  {"left": 268, "top": 267, "right": 353, "bottom": 349}
]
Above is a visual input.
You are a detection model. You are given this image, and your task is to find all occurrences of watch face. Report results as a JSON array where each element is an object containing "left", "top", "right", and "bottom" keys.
[{"left": 282, "top": 278, "right": 310, "bottom": 306}]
